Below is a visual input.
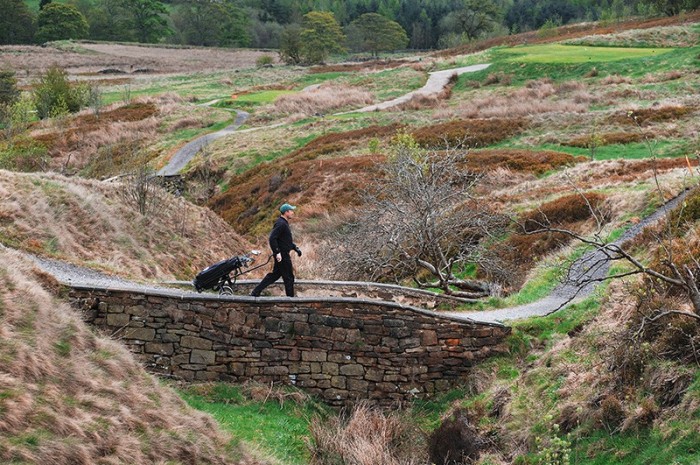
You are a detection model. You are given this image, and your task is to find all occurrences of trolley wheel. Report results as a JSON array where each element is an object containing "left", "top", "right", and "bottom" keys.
[{"left": 219, "top": 285, "right": 234, "bottom": 295}]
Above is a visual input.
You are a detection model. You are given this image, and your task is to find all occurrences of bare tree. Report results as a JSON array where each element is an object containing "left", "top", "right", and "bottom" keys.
[
  {"left": 331, "top": 135, "right": 508, "bottom": 299},
  {"left": 120, "top": 163, "right": 164, "bottom": 216}
]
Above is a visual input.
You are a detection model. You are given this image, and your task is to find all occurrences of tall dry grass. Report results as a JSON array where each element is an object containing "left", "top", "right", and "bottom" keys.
[
  {"left": 0, "top": 170, "right": 251, "bottom": 281},
  {"left": 309, "top": 402, "right": 427, "bottom": 465},
  {"left": 435, "top": 79, "right": 595, "bottom": 119},
  {"left": 270, "top": 84, "right": 374, "bottom": 119},
  {"left": 0, "top": 248, "right": 262, "bottom": 465}
]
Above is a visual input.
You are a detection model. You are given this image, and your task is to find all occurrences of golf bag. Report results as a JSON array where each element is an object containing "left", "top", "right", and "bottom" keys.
[{"left": 193, "top": 255, "right": 248, "bottom": 294}]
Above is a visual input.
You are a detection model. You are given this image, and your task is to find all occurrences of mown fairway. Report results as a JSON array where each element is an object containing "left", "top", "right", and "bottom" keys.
[{"left": 499, "top": 43, "right": 676, "bottom": 63}]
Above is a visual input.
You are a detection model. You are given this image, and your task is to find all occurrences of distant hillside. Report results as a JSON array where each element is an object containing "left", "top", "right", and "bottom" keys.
[
  {"left": 0, "top": 170, "right": 252, "bottom": 281},
  {"left": 0, "top": 247, "right": 264, "bottom": 464}
]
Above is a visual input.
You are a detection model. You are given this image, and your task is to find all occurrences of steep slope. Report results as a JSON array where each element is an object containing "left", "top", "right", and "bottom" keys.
[
  {"left": 0, "top": 170, "right": 252, "bottom": 281},
  {"left": 0, "top": 247, "right": 264, "bottom": 464}
]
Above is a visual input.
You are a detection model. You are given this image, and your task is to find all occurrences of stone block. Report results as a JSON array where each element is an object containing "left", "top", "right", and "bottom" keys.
[
  {"left": 145, "top": 342, "right": 174, "bottom": 355},
  {"left": 229, "top": 362, "right": 245, "bottom": 376},
  {"left": 195, "top": 371, "right": 219, "bottom": 381},
  {"left": 347, "top": 378, "right": 369, "bottom": 392},
  {"left": 126, "top": 305, "right": 148, "bottom": 317},
  {"left": 323, "top": 388, "right": 349, "bottom": 401},
  {"left": 399, "top": 337, "right": 420, "bottom": 349},
  {"left": 316, "top": 379, "right": 332, "bottom": 389},
  {"left": 331, "top": 376, "right": 346, "bottom": 389},
  {"left": 302, "top": 351, "right": 327, "bottom": 362},
  {"left": 365, "top": 368, "right": 384, "bottom": 382},
  {"left": 319, "top": 362, "right": 337, "bottom": 375},
  {"left": 263, "top": 366, "right": 289, "bottom": 376},
  {"left": 106, "top": 313, "right": 130, "bottom": 327},
  {"left": 288, "top": 362, "right": 311, "bottom": 374},
  {"left": 420, "top": 330, "right": 438, "bottom": 346},
  {"left": 339, "top": 364, "right": 364, "bottom": 377},
  {"left": 190, "top": 349, "right": 216, "bottom": 365},
  {"left": 383, "top": 319, "right": 405, "bottom": 327},
  {"left": 328, "top": 353, "right": 352, "bottom": 363},
  {"left": 123, "top": 327, "right": 155, "bottom": 341},
  {"left": 262, "top": 348, "right": 288, "bottom": 361},
  {"left": 181, "top": 336, "right": 213, "bottom": 350}
]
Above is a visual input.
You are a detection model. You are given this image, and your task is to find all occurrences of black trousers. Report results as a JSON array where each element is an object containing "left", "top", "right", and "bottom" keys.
[{"left": 251, "top": 253, "right": 295, "bottom": 297}]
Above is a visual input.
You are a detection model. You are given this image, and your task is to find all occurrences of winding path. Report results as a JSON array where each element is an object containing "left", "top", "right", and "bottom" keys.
[
  {"left": 156, "top": 64, "right": 492, "bottom": 176},
  {"left": 351, "top": 63, "right": 491, "bottom": 113},
  {"left": 445, "top": 189, "right": 690, "bottom": 324},
  {"left": 157, "top": 109, "right": 249, "bottom": 176}
]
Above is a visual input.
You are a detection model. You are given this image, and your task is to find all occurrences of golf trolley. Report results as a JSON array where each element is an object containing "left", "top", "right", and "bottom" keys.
[{"left": 192, "top": 250, "right": 271, "bottom": 295}]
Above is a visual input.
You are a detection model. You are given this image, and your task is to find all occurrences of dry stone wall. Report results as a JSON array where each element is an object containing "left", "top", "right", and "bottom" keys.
[{"left": 70, "top": 286, "right": 510, "bottom": 407}]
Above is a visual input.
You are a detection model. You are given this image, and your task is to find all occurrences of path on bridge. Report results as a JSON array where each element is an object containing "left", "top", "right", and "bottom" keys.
[{"left": 24, "top": 188, "right": 688, "bottom": 326}]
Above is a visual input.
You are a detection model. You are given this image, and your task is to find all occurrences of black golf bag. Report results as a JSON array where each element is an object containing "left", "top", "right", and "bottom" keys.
[{"left": 193, "top": 255, "right": 249, "bottom": 294}]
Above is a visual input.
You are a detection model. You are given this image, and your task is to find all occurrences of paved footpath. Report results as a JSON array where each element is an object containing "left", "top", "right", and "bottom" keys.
[
  {"left": 443, "top": 189, "right": 690, "bottom": 324},
  {"left": 157, "top": 110, "right": 249, "bottom": 176}
]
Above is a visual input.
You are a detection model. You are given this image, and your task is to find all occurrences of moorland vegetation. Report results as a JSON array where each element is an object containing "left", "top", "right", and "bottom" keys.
[{"left": 1, "top": 10, "right": 700, "bottom": 465}]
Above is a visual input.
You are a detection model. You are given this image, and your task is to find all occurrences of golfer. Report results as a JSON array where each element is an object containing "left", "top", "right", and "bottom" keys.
[{"left": 250, "top": 203, "right": 302, "bottom": 297}]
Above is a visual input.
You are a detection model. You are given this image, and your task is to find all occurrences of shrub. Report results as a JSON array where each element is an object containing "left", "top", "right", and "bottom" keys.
[
  {"left": 0, "top": 70, "right": 19, "bottom": 106},
  {"left": 522, "top": 193, "right": 607, "bottom": 232},
  {"left": 255, "top": 54, "right": 274, "bottom": 68},
  {"left": 597, "top": 395, "right": 625, "bottom": 432},
  {"left": 0, "top": 136, "right": 49, "bottom": 172},
  {"left": 33, "top": 66, "right": 88, "bottom": 119}
]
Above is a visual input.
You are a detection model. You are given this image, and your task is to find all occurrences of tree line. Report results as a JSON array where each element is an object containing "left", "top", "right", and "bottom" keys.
[{"left": 2, "top": 0, "right": 698, "bottom": 53}]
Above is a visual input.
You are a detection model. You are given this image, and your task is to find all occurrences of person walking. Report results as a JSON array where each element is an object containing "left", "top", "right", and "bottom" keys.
[{"left": 250, "top": 203, "right": 302, "bottom": 297}]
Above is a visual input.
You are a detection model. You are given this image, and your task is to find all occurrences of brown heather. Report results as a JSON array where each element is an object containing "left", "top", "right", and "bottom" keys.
[
  {"left": 466, "top": 149, "right": 583, "bottom": 175},
  {"left": 0, "top": 249, "right": 261, "bottom": 465},
  {"left": 210, "top": 154, "right": 382, "bottom": 241},
  {"left": 607, "top": 105, "right": 694, "bottom": 126},
  {"left": 411, "top": 117, "right": 529, "bottom": 148},
  {"left": 0, "top": 170, "right": 250, "bottom": 281},
  {"left": 564, "top": 131, "right": 648, "bottom": 147}
]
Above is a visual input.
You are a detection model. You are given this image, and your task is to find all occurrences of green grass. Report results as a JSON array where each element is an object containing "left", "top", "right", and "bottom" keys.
[
  {"left": 214, "top": 90, "right": 296, "bottom": 111},
  {"left": 454, "top": 45, "right": 699, "bottom": 90},
  {"left": 498, "top": 44, "right": 675, "bottom": 64},
  {"left": 571, "top": 425, "right": 700, "bottom": 465},
  {"left": 532, "top": 140, "right": 686, "bottom": 161},
  {"left": 178, "top": 383, "right": 326, "bottom": 465}
]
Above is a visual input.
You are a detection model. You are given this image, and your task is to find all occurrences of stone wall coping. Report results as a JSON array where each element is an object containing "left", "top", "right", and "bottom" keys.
[
  {"left": 68, "top": 282, "right": 507, "bottom": 329},
  {"left": 164, "top": 279, "right": 474, "bottom": 302}
]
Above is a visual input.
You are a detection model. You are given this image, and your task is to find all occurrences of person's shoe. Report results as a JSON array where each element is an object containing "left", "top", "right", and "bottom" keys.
[{"left": 250, "top": 292, "right": 259, "bottom": 297}]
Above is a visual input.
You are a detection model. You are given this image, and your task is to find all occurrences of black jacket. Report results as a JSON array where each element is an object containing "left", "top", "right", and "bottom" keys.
[{"left": 269, "top": 216, "right": 297, "bottom": 255}]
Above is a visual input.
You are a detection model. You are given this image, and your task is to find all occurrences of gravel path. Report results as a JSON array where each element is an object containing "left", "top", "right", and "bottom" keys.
[
  {"left": 157, "top": 109, "right": 249, "bottom": 176},
  {"left": 442, "top": 189, "right": 690, "bottom": 324}
]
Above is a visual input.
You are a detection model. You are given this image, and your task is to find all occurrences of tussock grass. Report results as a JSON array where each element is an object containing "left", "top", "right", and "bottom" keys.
[
  {"left": 309, "top": 402, "right": 427, "bottom": 465},
  {"left": 0, "top": 249, "right": 260, "bottom": 464},
  {"left": 438, "top": 78, "right": 594, "bottom": 120},
  {"left": 269, "top": 84, "right": 374, "bottom": 120},
  {"left": 0, "top": 170, "right": 250, "bottom": 281}
]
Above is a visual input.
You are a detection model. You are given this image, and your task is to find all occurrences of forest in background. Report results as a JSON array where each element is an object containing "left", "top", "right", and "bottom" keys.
[{"left": 3, "top": 0, "right": 699, "bottom": 52}]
